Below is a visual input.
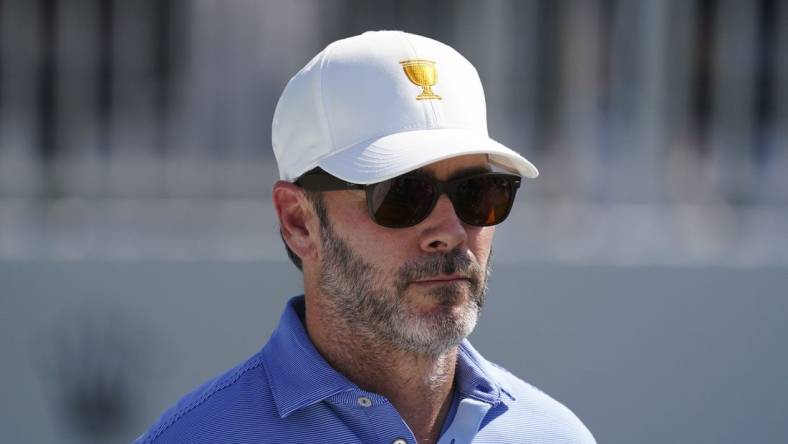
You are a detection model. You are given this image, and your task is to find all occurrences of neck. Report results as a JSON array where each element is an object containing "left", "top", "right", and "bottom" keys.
[{"left": 304, "top": 293, "right": 457, "bottom": 444}]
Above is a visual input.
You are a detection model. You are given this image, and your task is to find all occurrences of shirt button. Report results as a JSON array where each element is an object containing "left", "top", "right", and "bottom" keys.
[
  {"left": 392, "top": 439, "right": 407, "bottom": 444},
  {"left": 357, "top": 396, "right": 373, "bottom": 407}
]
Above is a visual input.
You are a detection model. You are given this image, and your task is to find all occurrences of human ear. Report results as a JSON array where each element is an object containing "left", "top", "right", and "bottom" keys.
[{"left": 272, "top": 181, "right": 319, "bottom": 265}]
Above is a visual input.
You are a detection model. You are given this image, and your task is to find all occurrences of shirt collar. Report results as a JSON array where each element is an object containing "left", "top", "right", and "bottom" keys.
[
  {"left": 455, "top": 338, "right": 515, "bottom": 404},
  {"left": 262, "top": 296, "right": 356, "bottom": 418},
  {"left": 262, "top": 295, "right": 513, "bottom": 418}
]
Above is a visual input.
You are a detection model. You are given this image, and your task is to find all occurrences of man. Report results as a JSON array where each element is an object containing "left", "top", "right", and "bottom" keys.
[{"left": 135, "top": 30, "right": 595, "bottom": 444}]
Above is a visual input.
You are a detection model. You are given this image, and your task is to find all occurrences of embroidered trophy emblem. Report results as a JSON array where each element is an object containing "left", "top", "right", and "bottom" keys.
[{"left": 400, "top": 59, "right": 442, "bottom": 100}]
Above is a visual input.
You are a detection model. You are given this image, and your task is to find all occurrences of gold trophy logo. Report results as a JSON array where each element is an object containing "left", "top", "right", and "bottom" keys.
[{"left": 400, "top": 59, "right": 442, "bottom": 100}]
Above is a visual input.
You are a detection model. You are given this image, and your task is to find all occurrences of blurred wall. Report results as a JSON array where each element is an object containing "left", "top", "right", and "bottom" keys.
[
  {"left": 1, "top": 0, "right": 786, "bottom": 264},
  {"left": 1, "top": 1, "right": 787, "bottom": 443},
  {"left": 2, "top": 262, "right": 787, "bottom": 444}
]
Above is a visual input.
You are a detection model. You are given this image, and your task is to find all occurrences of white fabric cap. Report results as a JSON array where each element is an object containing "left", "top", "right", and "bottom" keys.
[{"left": 272, "top": 30, "right": 538, "bottom": 184}]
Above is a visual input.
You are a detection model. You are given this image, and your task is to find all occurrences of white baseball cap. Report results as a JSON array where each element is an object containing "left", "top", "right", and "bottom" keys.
[{"left": 272, "top": 30, "right": 538, "bottom": 184}]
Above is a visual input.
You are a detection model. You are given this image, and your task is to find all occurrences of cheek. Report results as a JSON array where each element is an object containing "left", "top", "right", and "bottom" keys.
[
  {"left": 355, "top": 228, "right": 419, "bottom": 269},
  {"left": 326, "top": 195, "right": 418, "bottom": 265},
  {"left": 468, "top": 226, "right": 495, "bottom": 265}
]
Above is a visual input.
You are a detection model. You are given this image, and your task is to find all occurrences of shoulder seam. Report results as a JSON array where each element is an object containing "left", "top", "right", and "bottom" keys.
[{"left": 142, "top": 354, "right": 266, "bottom": 443}]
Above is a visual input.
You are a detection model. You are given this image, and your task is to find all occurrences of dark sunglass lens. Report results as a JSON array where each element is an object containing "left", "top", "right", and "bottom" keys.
[
  {"left": 368, "top": 176, "right": 436, "bottom": 227},
  {"left": 454, "top": 176, "right": 515, "bottom": 226}
]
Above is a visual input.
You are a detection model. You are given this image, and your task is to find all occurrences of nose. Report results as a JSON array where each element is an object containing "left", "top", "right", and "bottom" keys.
[{"left": 418, "top": 195, "right": 467, "bottom": 253}]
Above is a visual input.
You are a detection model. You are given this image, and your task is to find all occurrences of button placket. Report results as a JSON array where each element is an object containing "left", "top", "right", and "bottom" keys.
[{"left": 348, "top": 391, "right": 415, "bottom": 444}]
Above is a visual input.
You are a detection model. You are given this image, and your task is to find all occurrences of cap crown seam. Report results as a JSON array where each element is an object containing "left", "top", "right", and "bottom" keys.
[
  {"left": 399, "top": 32, "right": 436, "bottom": 128},
  {"left": 315, "top": 124, "right": 483, "bottom": 169},
  {"left": 407, "top": 34, "right": 442, "bottom": 126}
]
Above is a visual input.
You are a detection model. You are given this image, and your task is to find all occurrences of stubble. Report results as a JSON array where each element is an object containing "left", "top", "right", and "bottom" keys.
[{"left": 316, "top": 212, "right": 490, "bottom": 357}]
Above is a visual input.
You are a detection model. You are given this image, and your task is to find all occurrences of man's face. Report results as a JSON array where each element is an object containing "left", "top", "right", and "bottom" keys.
[{"left": 315, "top": 154, "right": 495, "bottom": 356}]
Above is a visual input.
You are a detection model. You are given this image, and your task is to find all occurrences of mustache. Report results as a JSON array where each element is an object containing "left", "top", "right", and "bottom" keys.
[{"left": 395, "top": 248, "right": 482, "bottom": 292}]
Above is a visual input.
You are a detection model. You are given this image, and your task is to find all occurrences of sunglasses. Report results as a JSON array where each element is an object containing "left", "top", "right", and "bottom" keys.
[{"left": 296, "top": 168, "right": 521, "bottom": 228}]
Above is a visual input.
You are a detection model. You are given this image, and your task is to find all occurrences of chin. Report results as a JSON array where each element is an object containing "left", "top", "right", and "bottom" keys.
[
  {"left": 392, "top": 301, "right": 479, "bottom": 355},
  {"left": 407, "top": 282, "right": 479, "bottom": 322}
]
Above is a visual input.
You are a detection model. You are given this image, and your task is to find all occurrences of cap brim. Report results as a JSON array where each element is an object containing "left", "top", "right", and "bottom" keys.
[{"left": 317, "top": 128, "right": 538, "bottom": 184}]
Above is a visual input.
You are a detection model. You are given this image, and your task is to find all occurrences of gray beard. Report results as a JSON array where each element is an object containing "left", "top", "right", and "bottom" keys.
[{"left": 317, "top": 218, "right": 490, "bottom": 357}]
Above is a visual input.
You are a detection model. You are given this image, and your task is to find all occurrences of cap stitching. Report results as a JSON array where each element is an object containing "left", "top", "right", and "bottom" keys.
[
  {"left": 317, "top": 129, "right": 534, "bottom": 183},
  {"left": 317, "top": 42, "right": 337, "bottom": 153}
]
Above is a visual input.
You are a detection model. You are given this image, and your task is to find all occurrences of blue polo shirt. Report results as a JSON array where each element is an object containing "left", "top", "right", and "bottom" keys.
[{"left": 134, "top": 296, "right": 595, "bottom": 444}]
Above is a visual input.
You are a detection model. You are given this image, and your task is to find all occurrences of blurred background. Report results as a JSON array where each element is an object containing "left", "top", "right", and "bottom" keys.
[{"left": 0, "top": 0, "right": 786, "bottom": 443}]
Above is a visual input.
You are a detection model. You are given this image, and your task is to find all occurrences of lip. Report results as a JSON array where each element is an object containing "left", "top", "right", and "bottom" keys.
[{"left": 411, "top": 275, "right": 470, "bottom": 285}]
